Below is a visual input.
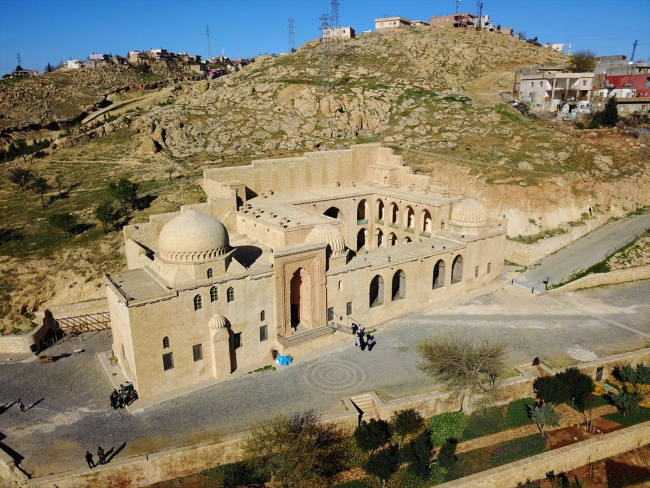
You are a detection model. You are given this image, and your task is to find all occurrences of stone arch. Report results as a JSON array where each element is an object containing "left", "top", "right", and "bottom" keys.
[
  {"left": 357, "top": 199, "right": 368, "bottom": 222},
  {"left": 388, "top": 202, "right": 399, "bottom": 225},
  {"left": 433, "top": 259, "right": 445, "bottom": 289},
  {"left": 324, "top": 206, "right": 343, "bottom": 220},
  {"left": 376, "top": 199, "right": 385, "bottom": 221},
  {"left": 357, "top": 228, "right": 367, "bottom": 251},
  {"left": 451, "top": 255, "right": 463, "bottom": 284},
  {"left": 392, "top": 269, "right": 406, "bottom": 301},
  {"left": 421, "top": 209, "right": 432, "bottom": 234},
  {"left": 369, "top": 275, "right": 384, "bottom": 308},
  {"left": 404, "top": 206, "right": 415, "bottom": 230},
  {"left": 403, "top": 237, "right": 411, "bottom": 244},
  {"left": 374, "top": 229, "right": 383, "bottom": 248},
  {"left": 388, "top": 232, "right": 397, "bottom": 246}
]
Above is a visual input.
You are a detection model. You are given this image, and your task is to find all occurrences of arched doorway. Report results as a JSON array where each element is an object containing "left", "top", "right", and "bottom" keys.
[
  {"left": 376, "top": 200, "right": 385, "bottom": 221},
  {"left": 403, "top": 237, "right": 411, "bottom": 244},
  {"left": 433, "top": 259, "right": 445, "bottom": 289},
  {"left": 388, "top": 232, "right": 397, "bottom": 246},
  {"left": 451, "top": 255, "right": 463, "bottom": 284},
  {"left": 404, "top": 206, "right": 415, "bottom": 230},
  {"left": 389, "top": 202, "right": 399, "bottom": 225},
  {"left": 357, "top": 199, "right": 368, "bottom": 223},
  {"left": 370, "top": 275, "right": 384, "bottom": 308},
  {"left": 392, "top": 270, "right": 406, "bottom": 301},
  {"left": 375, "top": 229, "right": 383, "bottom": 248},
  {"left": 357, "top": 228, "right": 367, "bottom": 251},
  {"left": 290, "top": 268, "right": 312, "bottom": 327},
  {"left": 421, "top": 209, "right": 432, "bottom": 235},
  {"left": 324, "top": 207, "right": 343, "bottom": 220}
]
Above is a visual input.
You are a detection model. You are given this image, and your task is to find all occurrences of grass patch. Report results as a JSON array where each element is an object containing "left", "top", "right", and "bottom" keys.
[
  {"left": 506, "top": 227, "right": 567, "bottom": 244},
  {"left": 549, "top": 258, "right": 611, "bottom": 289},
  {"left": 247, "top": 365, "right": 277, "bottom": 374},
  {"left": 201, "top": 460, "right": 263, "bottom": 486},
  {"left": 502, "top": 398, "right": 536, "bottom": 430},
  {"left": 460, "top": 408, "right": 504, "bottom": 442},
  {"left": 428, "top": 412, "right": 468, "bottom": 447},
  {"left": 444, "top": 446, "right": 492, "bottom": 481},
  {"left": 332, "top": 479, "right": 375, "bottom": 488},
  {"left": 602, "top": 406, "right": 650, "bottom": 426},
  {"left": 565, "top": 396, "right": 610, "bottom": 413},
  {"left": 491, "top": 434, "right": 547, "bottom": 468}
]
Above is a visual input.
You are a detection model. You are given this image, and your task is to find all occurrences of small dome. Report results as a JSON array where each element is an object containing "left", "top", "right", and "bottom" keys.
[
  {"left": 159, "top": 210, "right": 229, "bottom": 262},
  {"left": 208, "top": 314, "right": 228, "bottom": 331},
  {"left": 450, "top": 199, "right": 488, "bottom": 227},
  {"left": 305, "top": 224, "right": 346, "bottom": 256}
]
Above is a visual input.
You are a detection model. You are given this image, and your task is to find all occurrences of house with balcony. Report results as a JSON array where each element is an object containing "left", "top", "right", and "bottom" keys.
[{"left": 517, "top": 71, "right": 595, "bottom": 112}]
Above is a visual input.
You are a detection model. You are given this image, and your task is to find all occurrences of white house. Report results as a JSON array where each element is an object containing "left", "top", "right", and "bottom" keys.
[{"left": 374, "top": 17, "right": 412, "bottom": 31}]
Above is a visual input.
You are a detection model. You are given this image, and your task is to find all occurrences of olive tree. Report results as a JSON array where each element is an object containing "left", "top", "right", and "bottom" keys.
[
  {"left": 31, "top": 177, "right": 50, "bottom": 208},
  {"left": 8, "top": 167, "right": 33, "bottom": 191}
]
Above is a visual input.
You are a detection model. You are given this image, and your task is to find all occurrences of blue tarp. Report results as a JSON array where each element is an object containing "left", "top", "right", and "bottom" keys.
[{"left": 276, "top": 355, "right": 293, "bottom": 366}]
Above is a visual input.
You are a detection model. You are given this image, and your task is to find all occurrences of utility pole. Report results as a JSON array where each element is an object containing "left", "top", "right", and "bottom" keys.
[
  {"left": 330, "top": 0, "right": 340, "bottom": 56},
  {"left": 477, "top": 2, "right": 483, "bottom": 30},
  {"left": 318, "top": 13, "right": 331, "bottom": 92},
  {"left": 16, "top": 52, "right": 21, "bottom": 67},
  {"left": 206, "top": 25, "right": 211, "bottom": 60},
  {"left": 456, "top": 0, "right": 461, "bottom": 15},
  {"left": 288, "top": 17, "right": 295, "bottom": 52},
  {"left": 631, "top": 40, "right": 638, "bottom": 62}
]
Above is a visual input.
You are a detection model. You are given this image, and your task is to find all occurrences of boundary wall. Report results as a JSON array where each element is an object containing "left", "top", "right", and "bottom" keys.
[{"left": 548, "top": 264, "right": 650, "bottom": 293}]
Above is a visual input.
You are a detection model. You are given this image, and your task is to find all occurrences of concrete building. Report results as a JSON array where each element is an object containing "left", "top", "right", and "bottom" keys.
[
  {"left": 375, "top": 17, "right": 412, "bottom": 31},
  {"left": 146, "top": 48, "right": 169, "bottom": 60},
  {"left": 105, "top": 145, "right": 507, "bottom": 400},
  {"left": 411, "top": 20, "right": 430, "bottom": 28},
  {"left": 323, "top": 27, "right": 356, "bottom": 39},
  {"left": 66, "top": 59, "right": 96, "bottom": 69},
  {"left": 90, "top": 53, "right": 109, "bottom": 61},
  {"left": 429, "top": 13, "right": 475, "bottom": 28},
  {"left": 12, "top": 69, "right": 39, "bottom": 76},
  {"left": 544, "top": 43, "right": 564, "bottom": 54},
  {"left": 517, "top": 72, "right": 595, "bottom": 112}
]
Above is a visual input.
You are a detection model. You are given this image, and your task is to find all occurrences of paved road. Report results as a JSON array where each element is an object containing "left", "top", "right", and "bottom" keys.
[
  {"left": 1, "top": 280, "right": 649, "bottom": 478},
  {"left": 517, "top": 213, "right": 650, "bottom": 291}
]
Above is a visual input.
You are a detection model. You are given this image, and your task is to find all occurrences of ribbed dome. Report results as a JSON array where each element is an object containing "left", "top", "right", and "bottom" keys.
[
  {"left": 305, "top": 224, "right": 346, "bottom": 256},
  {"left": 450, "top": 199, "right": 488, "bottom": 227},
  {"left": 208, "top": 314, "right": 228, "bottom": 331},
  {"left": 159, "top": 210, "right": 229, "bottom": 262}
]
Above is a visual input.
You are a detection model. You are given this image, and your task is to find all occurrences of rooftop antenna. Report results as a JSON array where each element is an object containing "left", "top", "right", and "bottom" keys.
[
  {"left": 631, "top": 39, "right": 638, "bottom": 62},
  {"left": 318, "top": 13, "right": 332, "bottom": 92},
  {"left": 206, "top": 25, "right": 211, "bottom": 60},
  {"left": 456, "top": 0, "right": 461, "bottom": 15},
  {"left": 288, "top": 17, "right": 295, "bottom": 52}
]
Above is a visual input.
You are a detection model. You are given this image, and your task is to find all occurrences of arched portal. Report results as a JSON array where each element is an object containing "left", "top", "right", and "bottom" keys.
[
  {"left": 290, "top": 268, "right": 312, "bottom": 326},
  {"left": 433, "top": 259, "right": 445, "bottom": 289},
  {"left": 389, "top": 202, "right": 399, "bottom": 225},
  {"left": 370, "top": 275, "right": 384, "bottom": 308},
  {"left": 357, "top": 199, "right": 368, "bottom": 222},
  {"left": 404, "top": 206, "right": 415, "bottom": 230},
  {"left": 324, "top": 207, "right": 343, "bottom": 220},
  {"left": 421, "top": 209, "right": 432, "bottom": 234},
  {"left": 451, "top": 255, "right": 463, "bottom": 284},
  {"left": 392, "top": 270, "right": 406, "bottom": 301},
  {"left": 403, "top": 237, "right": 411, "bottom": 244},
  {"left": 388, "top": 233, "right": 397, "bottom": 246},
  {"left": 374, "top": 229, "right": 384, "bottom": 248},
  {"left": 376, "top": 200, "right": 385, "bottom": 221},
  {"left": 357, "top": 228, "right": 367, "bottom": 251}
]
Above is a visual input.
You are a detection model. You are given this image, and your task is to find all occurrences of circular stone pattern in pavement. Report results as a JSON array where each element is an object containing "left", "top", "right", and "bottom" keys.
[{"left": 302, "top": 359, "right": 366, "bottom": 393}]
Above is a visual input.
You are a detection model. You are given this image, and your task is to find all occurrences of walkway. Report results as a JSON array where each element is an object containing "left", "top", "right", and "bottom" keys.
[{"left": 517, "top": 213, "right": 650, "bottom": 291}]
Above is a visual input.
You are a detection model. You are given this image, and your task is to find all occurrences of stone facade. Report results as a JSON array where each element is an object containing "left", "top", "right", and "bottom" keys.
[{"left": 105, "top": 144, "right": 507, "bottom": 400}]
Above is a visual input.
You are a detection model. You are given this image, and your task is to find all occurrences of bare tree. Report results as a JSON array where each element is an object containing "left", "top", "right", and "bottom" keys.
[
  {"left": 166, "top": 165, "right": 177, "bottom": 182},
  {"left": 416, "top": 330, "right": 509, "bottom": 413},
  {"left": 570, "top": 49, "right": 597, "bottom": 73}
]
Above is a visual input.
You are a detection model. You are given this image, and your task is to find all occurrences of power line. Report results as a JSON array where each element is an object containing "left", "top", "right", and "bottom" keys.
[
  {"left": 288, "top": 17, "right": 295, "bottom": 53},
  {"left": 318, "top": 13, "right": 332, "bottom": 92}
]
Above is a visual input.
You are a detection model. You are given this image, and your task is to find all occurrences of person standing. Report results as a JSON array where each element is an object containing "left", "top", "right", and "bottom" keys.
[
  {"left": 366, "top": 335, "right": 375, "bottom": 351},
  {"left": 97, "top": 446, "right": 105, "bottom": 465},
  {"left": 17, "top": 399, "right": 25, "bottom": 413},
  {"left": 85, "top": 451, "right": 95, "bottom": 469}
]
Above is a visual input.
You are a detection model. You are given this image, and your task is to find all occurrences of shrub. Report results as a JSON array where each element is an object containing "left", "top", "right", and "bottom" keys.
[
  {"left": 437, "top": 439, "right": 458, "bottom": 469},
  {"left": 392, "top": 409, "right": 424, "bottom": 448},
  {"left": 610, "top": 390, "right": 642, "bottom": 416},
  {"left": 575, "top": 122, "right": 585, "bottom": 130},
  {"left": 529, "top": 402, "right": 560, "bottom": 437},
  {"left": 201, "top": 461, "right": 263, "bottom": 486},
  {"left": 399, "top": 431, "right": 432, "bottom": 477},
  {"left": 365, "top": 446, "right": 399, "bottom": 484},
  {"left": 354, "top": 418, "right": 392, "bottom": 455},
  {"left": 502, "top": 398, "right": 537, "bottom": 429},
  {"left": 428, "top": 412, "right": 468, "bottom": 447},
  {"left": 533, "top": 376, "right": 570, "bottom": 405},
  {"left": 516, "top": 480, "right": 541, "bottom": 488},
  {"left": 602, "top": 406, "right": 650, "bottom": 426},
  {"left": 491, "top": 434, "right": 547, "bottom": 467},
  {"left": 556, "top": 368, "right": 594, "bottom": 405}
]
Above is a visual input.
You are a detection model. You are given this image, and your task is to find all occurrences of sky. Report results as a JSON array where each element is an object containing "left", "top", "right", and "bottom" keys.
[{"left": 1, "top": 0, "right": 649, "bottom": 76}]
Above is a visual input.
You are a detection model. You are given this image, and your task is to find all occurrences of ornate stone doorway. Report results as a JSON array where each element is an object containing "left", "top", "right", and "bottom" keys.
[{"left": 290, "top": 268, "right": 312, "bottom": 328}]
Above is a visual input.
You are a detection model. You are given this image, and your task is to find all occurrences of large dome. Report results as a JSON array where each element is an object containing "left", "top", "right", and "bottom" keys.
[
  {"left": 159, "top": 210, "right": 229, "bottom": 262},
  {"left": 305, "top": 224, "right": 346, "bottom": 256},
  {"left": 450, "top": 199, "right": 488, "bottom": 227}
]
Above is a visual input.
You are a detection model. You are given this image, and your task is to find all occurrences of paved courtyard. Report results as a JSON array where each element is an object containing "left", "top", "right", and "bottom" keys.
[{"left": 0, "top": 279, "right": 649, "bottom": 477}]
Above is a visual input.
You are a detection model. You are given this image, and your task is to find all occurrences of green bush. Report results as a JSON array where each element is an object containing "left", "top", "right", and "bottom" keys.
[
  {"left": 461, "top": 408, "right": 503, "bottom": 441},
  {"left": 575, "top": 122, "right": 585, "bottom": 130},
  {"left": 533, "top": 376, "right": 570, "bottom": 405},
  {"left": 437, "top": 439, "right": 458, "bottom": 469},
  {"left": 491, "top": 434, "right": 547, "bottom": 468},
  {"left": 428, "top": 463, "right": 448, "bottom": 486},
  {"left": 502, "top": 398, "right": 537, "bottom": 429},
  {"left": 428, "top": 412, "right": 468, "bottom": 446},
  {"left": 201, "top": 461, "right": 263, "bottom": 486}
]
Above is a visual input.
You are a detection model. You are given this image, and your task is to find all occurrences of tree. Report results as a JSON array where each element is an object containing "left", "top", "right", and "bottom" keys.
[
  {"left": 617, "top": 362, "right": 650, "bottom": 390},
  {"left": 601, "top": 96, "right": 620, "bottom": 127},
  {"left": 517, "top": 31, "right": 527, "bottom": 41},
  {"left": 555, "top": 368, "right": 594, "bottom": 406},
  {"left": 166, "top": 165, "right": 177, "bottom": 182},
  {"left": 54, "top": 173, "right": 64, "bottom": 196},
  {"left": 8, "top": 167, "right": 33, "bottom": 191},
  {"left": 416, "top": 331, "right": 509, "bottom": 412},
  {"left": 570, "top": 49, "right": 596, "bottom": 73},
  {"left": 45, "top": 62, "right": 54, "bottom": 73},
  {"left": 94, "top": 201, "right": 117, "bottom": 233},
  {"left": 31, "top": 177, "right": 50, "bottom": 208},
  {"left": 241, "top": 410, "right": 344, "bottom": 487},
  {"left": 48, "top": 213, "right": 77, "bottom": 238},
  {"left": 530, "top": 402, "right": 560, "bottom": 438},
  {"left": 108, "top": 177, "right": 139, "bottom": 214},
  {"left": 399, "top": 431, "right": 433, "bottom": 477},
  {"left": 533, "top": 376, "right": 570, "bottom": 405},
  {"left": 365, "top": 446, "right": 399, "bottom": 488},
  {"left": 611, "top": 390, "right": 642, "bottom": 417},
  {"left": 392, "top": 409, "right": 423, "bottom": 449},
  {"left": 353, "top": 418, "right": 392, "bottom": 455}
]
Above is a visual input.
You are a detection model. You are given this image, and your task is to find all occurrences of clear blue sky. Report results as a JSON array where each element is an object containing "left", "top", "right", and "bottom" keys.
[{"left": 1, "top": 0, "right": 648, "bottom": 75}]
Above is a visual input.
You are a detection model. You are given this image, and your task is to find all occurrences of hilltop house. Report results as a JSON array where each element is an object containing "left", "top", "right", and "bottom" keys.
[
  {"left": 323, "top": 27, "right": 356, "bottom": 39},
  {"left": 375, "top": 17, "right": 412, "bottom": 30},
  {"left": 516, "top": 70, "right": 595, "bottom": 112}
]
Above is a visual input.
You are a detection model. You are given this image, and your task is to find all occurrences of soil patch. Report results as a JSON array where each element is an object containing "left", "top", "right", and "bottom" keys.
[
  {"left": 592, "top": 417, "right": 627, "bottom": 435},
  {"left": 547, "top": 426, "right": 590, "bottom": 450}
]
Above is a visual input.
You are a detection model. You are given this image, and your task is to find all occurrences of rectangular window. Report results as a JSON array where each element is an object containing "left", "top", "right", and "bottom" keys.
[
  {"left": 475, "top": 266, "right": 479, "bottom": 278},
  {"left": 539, "top": 81, "right": 543, "bottom": 87},
  {"left": 162, "top": 352, "right": 174, "bottom": 371},
  {"left": 327, "top": 307, "right": 334, "bottom": 321},
  {"left": 487, "top": 262, "right": 491, "bottom": 274},
  {"left": 346, "top": 302, "right": 353, "bottom": 316},
  {"left": 234, "top": 332, "right": 242, "bottom": 349},
  {"left": 582, "top": 80, "right": 587, "bottom": 86},
  {"left": 260, "top": 325, "right": 268, "bottom": 342},
  {"left": 530, "top": 82, "right": 534, "bottom": 87},
  {"left": 192, "top": 344, "right": 203, "bottom": 362}
]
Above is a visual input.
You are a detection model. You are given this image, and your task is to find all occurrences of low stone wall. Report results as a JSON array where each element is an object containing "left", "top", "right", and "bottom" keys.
[
  {"left": 0, "top": 448, "right": 29, "bottom": 485},
  {"left": 505, "top": 218, "right": 604, "bottom": 266},
  {"left": 549, "top": 264, "right": 650, "bottom": 293},
  {"left": 0, "top": 311, "right": 55, "bottom": 354},
  {"left": 438, "top": 421, "right": 650, "bottom": 488}
]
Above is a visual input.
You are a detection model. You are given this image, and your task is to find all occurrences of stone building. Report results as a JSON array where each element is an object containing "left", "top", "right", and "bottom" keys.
[{"left": 105, "top": 144, "right": 507, "bottom": 400}]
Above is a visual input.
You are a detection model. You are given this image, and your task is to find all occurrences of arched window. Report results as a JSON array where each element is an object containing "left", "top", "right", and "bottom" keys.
[
  {"left": 421, "top": 209, "right": 432, "bottom": 235},
  {"left": 357, "top": 229, "right": 367, "bottom": 251},
  {"left": 376, "top": 200, "right": 385, "bottom": 221},
  {"left": 388, "top": 233, "right": 397, "bottom": 246},
  {"left": 163, "top": 336, "right": 170, "bottom": 349},
  {"left": 210, "top": 286, "right": 218, "bottom": 302},
  {"left": 375, "top": 229, "right": 383, "bottom": 248},
  {"left": 369, "top": 275, "right": 384, "bottom": 308},
  {"left": 404, "top": 206, "right": 415, "bottom": 230},
  {"left": 324, "top": 207, "right": 342, "bottom": 220},
  {"left": 451, "top": 255, "right": 463, "bottom": 284},
  {"left": 433, "top": 259, "right": 445, "bottom": 289},
  {"left": 389, "top": 202, "right": 399, "bottom": 225},
  {"left": 260, "top": 310, "right": 266, "bottom": 322},
  {"left": 403, "top": 237, "right": 412, "bottom": 244},
  {"left": 193, "top": 294, "right": 202, "bottom": 311},
  {"left": 207, "top": 268, "right": 213, "bottom": 279},
  {"left": 392, "top": 270, "right": 406, "bottom": 301},
  {"left": 357, "top": 199, "right": 367, "bottom": 222},
  {"left": 227, "top": 287, "right": 235, "bottom": 302}
]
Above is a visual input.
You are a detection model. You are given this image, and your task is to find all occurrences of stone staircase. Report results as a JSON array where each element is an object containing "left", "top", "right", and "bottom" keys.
[
  {"left": 350, "top": 393, "right": 379, "bottom": 422},
  {"left": 277, "top": 325, "right": 334, "bottom": 348}
]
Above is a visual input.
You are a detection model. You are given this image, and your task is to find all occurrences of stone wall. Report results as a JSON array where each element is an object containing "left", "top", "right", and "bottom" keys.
[
  {"left": 0, "top": 311, "right": 55, "bottom": 354},
  {"left": 437, "top": 421, "right": 650, "bottom": 488},
  {"left": 505, "top": 217, "right": 605, "bottom": 266},
  {"left": 548, "top": 264, "right": 650, "bottom": 293},
  {"left": 0, "top": 448, "right": 28, "bottom": 485}
]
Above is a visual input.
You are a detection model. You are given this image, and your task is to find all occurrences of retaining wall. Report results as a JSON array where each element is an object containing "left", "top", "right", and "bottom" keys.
[
  {"left": 549, "top": 264, "right": 650, "bottom": 293},
  {"left": 0, "top": 311, "right": 55, "bottom": 354}
]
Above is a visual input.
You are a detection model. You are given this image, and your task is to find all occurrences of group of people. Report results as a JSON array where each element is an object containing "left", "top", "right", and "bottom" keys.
[
  {"left": 85, "top": 446, "right": 106, "bottom": 469},
  {"left": 110, "top": 382, "right": 138, "bottom": 409},
  {"left": 354, "top": 325, "right": 376, "bottom": 351}
]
